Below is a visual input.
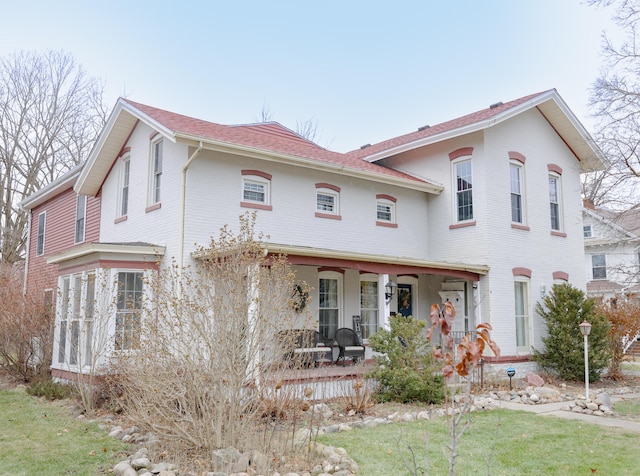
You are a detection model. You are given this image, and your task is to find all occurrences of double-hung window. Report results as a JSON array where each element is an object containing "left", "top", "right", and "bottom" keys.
[
  {"left": 510, "top": 162, "right": 524, "bottom": 224},
  {"left": 120, "top": 157, "right": 130, "bottom": 217},
  {"left": 360, "top": 277, "right": 379, "bottom": 339},
  {"left": 115, "top": 271, "right": 144, "bottom": 351},
  {"left": 454, "top": 159, "right": 473, "bottom": 222},
  {"left": 58, "top": 277, "right": 70, "bottom": 364},
  {"left": 514, "top": 279, "right": 530, "bottom": 352},
  {"left": 151, "top": 139, "right": 163, "bottom": 205},
  {"left": 583, "top": 225, "right": 592, "bottom": 238},
  {"left": 319, "top": 272, "right": 341, "bottom": 341},
  {"left": 75, "top": 195, "right": 86, "bottom": 243},
  {"left": 315, "top": 183, "right": 340, "bottom": 218},
  {"left": 36, "top": 212, "right": 46, "bottom": 256},
  {"left": 592, "top": 254, "right": 607, "bottom": 280},
  {"left": 548, "top": 165, "right": 563, "bottom": 233},
  {"left": 241, "top": 170, "right": 272, "bottom": 210},
  {"left": 376, "top": 194, "right": 397, "bottom": 227}
]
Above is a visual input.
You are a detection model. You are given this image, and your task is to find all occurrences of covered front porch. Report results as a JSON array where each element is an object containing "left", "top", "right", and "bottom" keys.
[{"left": 265, "top": 243, "right": 489, "bottom": 363}]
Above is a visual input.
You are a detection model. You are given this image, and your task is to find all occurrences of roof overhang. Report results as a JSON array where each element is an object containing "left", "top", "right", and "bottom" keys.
[
  {"left": 47, "top": 242, "right": 165, "bottom": 268},
  {"left": 19, "top": 164, "right": 83, "bottom": 211},
  {"left": 193, "top": 243, "right": 488, "bottom": 281},
  {"left": 75, "top": 98, "right": 443, "bottom": 197},
  {"left": 362, "top": 90, "right": 606, "bottom": 173},
  {"left": 175, "top": 133, "right": 444, "bottom": 195}
]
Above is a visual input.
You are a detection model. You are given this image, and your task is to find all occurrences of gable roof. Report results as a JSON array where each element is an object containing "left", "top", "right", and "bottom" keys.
[
  {"left": 75, "top": 89, "right": 605, "bottom": 198},
  {"left": 584, "top": 206, "right": 640, "bottom": 245},
  {"left": 75, "top": 99, "right": 443, "bottom": 197},
  {"left": 347, "top": 89, "right": 605, "bottom": 173}
]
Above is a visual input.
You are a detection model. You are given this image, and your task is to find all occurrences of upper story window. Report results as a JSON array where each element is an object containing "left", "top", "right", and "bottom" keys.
[
  {"left": 583, "top": 225, "right": 593, "bottom": 238},
  {"left": 453, "top": 158, "right": 473, "bottom": 222},
  {"left": 119, "top": 156, "right": 130, "bottom": 218},
  {"left": 509, "top": 153, "right": 526, "bottom": 226},
  {"left": 36, "top": 212, "right": 46, "bottom": 256},
  {"left": 592, "top": 254, "right": 607, "bottom": 280},
  {"left": 75, "top": 195, "right": 86, "bottom": 244},
  {"left": 241, "top": 170, "right": 272, "bottom": 211},
  {"left": 376, "top": 194, "right": 397, "bottom": 227},
  {"left": 315, "top": 183, "right": 341, "bottom": 219},
  {"left": 548, "top": 164, "right": 563, "bottom": 234},
  {"left": 150, "top": 139, "right": 163, "bottom": 205}
]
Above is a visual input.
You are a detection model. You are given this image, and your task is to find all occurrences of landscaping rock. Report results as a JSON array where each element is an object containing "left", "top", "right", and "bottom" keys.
[{"left": 526, "top": 372, "right": 545, "bottom": 387}]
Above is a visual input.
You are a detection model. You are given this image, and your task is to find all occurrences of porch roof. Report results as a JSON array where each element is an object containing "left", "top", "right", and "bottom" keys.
[
  {"left": 264, "top": 243, "right": 488, "bottom": 281},
  {"left": 46, "top": 242, "right": 165, "bottom": 267}
]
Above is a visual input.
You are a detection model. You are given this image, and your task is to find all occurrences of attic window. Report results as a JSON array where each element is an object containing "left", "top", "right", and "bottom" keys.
[{"left": 489, "top": 102, "right": 503, "bottom": 109}]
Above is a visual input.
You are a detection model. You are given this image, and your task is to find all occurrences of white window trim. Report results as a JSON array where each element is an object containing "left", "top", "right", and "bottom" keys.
[
  {"left": 318, "top": 271, "right": 343, "bottom": 340},
  {"left": 242, "top": 176, "right": 271, "bottom": 206},
  {"left": 118, "top": 155, "right": 130, "bottom": 219},
  {"left": 376, "top": 199, "right": 396, "bottom": 224},
  {"left": 316, "top": 189, "right": 339, "bottom": 215},
  {"left": 149, "top": 138, "right": 163, "bottom": 206},
  {"left": 510, "top": 161, "right": 526, "bottom": 225},
  {"left": 36, "top": 211, "right": 46, "bottom": 256},
  {"left": 75, "top": 195, "right": 87, "bottom": 244},
  {"left": 359, "top": 273, "right": 379, "bottom": 341},
  {"left": 549, "top": 173, "right": 563, "bottom": 232},
  {"left": 451, "top": 157, "right": 474, "bottom": 223},
  {"left": 514, "top": 277, "right": 531, "bottom": 355},
  {"left": 583, "top": 224, "right": 593, "bottom": 238},
  {"left": 591, "top": 254, "right": 607, "bottom": 280}
]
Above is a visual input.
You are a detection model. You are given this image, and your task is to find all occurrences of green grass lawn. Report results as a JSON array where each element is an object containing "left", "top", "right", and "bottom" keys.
[
  {"left": 318, "top": 409, "right": 640, "bottom": 475},
  {"left": 0, "top": 387, "right": 129, "bottom": 475}
]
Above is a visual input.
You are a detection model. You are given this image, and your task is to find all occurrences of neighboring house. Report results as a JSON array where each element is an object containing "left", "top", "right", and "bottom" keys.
[
  {"left": 20, "top": 89, "right": 605, "bottom": 381},
  {"left": 583, "top": 201, "right": 640, "bottom": 301}
]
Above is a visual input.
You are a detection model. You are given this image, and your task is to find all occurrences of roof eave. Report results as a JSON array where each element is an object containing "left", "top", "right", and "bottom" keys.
[
  {"left": 175, "top": 132, "right": 444, "bottom": 195},
  {"left": 47, "top": 242, "right": 166, "bottom": 265},
  {"left": 19, "top": 164, "right": 83, "bottom": 211}
]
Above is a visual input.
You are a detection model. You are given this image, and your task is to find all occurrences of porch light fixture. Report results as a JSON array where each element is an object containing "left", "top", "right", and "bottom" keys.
[
  {"left": 385, "top": 281, "right": 398, "bottom": 302},
  {"left": 579, "top": 320, "right": 592, "bottom": 400}
]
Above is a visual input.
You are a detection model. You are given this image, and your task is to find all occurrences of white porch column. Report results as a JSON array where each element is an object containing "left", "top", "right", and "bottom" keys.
[{"left": 380, "top": 274, "right": 394, "bottom": 330}]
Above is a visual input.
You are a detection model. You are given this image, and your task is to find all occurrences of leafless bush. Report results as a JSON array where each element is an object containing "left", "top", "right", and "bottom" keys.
[
  {"left": 0, "top": 263, "right": 53, "bottom": 382},
  {"left": 111, "top": 213, "right": 315, "bottom": 472}
]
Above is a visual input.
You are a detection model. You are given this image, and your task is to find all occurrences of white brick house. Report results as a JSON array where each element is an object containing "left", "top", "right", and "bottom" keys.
[{"left": 21, "top": 89, "right": 604, "bottom": 379}]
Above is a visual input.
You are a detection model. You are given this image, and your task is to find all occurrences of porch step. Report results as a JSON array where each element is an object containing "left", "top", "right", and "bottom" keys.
[{"left": 626, "top": 340, "right": 640, "bottom": 357}]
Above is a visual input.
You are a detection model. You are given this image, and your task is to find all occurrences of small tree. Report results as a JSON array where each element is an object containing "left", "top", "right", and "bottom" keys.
[
  {"left": 597, "top": 297, "right": 640, "bottom": 379},
  {"left": 533, "top": 283, "right": 610, "bottom": 382},
  {"left": 368, "top": 315, "right": 444, "bottom": 404},
  {"left": 426, "top": 301, "right": 500, "bottom": 476}
]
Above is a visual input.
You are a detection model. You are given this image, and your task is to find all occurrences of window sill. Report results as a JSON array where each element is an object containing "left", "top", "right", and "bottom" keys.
[
  {"left": 315, "top": 212, "right": 342, "bottom": 220},
  {"left": 114, "top": 215, "right": 128, "bottom": 224},
  {"left": 511, "top": 224, "right": 530, "bottom": 231},
  {"left": 145, "top": 203, "right": 161, "bottom": 213},
  {"left": 376, "top": 221, "right": 398, "bottom": 228},
  {"left": 551, "top": 230, "right": 567, "bottom": 237},
  {"left": 449, "top": 220, "right": 476, "bottom": 229},
  {"left": 241, "top": 201, "right": 273, "bottom": 211}
]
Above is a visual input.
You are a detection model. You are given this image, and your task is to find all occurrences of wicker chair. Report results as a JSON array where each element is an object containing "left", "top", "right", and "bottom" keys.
[{"left": 334, "top": 327, "right": 365, "bottom": 365}]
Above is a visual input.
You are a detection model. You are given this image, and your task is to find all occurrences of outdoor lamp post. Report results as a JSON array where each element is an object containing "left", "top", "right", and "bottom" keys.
[{"left": 579, "top": 320, "right": 592, "bottom": 400}]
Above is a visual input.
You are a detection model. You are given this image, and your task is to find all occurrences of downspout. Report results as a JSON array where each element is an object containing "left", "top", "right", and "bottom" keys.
[
  {"left": 179, "top": 141, "right": 203, "bottom": 272},
  {"left": 22, "top": 209, "right": 32, "bottom": 295}
]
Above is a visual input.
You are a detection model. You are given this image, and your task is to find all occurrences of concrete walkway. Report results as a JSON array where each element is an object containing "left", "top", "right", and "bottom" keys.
[{"left": 496, "top": 392, "right": 640, "bottom": 433}]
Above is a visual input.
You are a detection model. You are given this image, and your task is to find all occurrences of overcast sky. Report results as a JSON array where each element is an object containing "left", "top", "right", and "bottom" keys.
[{"left": 0, "top": 0, "right": 620, "bottom": 152}]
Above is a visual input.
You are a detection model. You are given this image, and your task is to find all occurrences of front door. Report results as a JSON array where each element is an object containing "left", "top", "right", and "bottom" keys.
[{"left": 398, "top": 284, "right": 413, "bottom": 317}]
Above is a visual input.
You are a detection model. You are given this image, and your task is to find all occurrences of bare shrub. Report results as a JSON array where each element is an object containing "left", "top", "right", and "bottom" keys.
[
  {"left": 111, "top": 213, "right": 314, "bottom": 472},
  {"left": 0, "top": 263, "right": 53, "bottom": 382}
]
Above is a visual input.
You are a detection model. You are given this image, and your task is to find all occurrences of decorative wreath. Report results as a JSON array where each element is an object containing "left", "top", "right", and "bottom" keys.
[{"left": 291, "top": 284, "right": 309, "bottom": 313}]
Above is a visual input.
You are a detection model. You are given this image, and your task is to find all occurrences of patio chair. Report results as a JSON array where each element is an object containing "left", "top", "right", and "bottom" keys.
[{"left": 334, "top": 327, "right": 365, "bottom": 365}]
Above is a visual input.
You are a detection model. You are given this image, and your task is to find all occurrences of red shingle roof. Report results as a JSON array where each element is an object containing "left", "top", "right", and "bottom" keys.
[
  {"left": 345, "top": 92, "right": 545, "bottom": 160},
  {"left": 123, "top": 99, "right": 426, "bottom": 184}
]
